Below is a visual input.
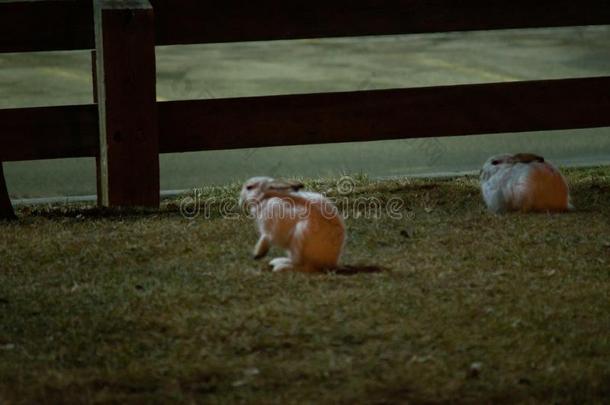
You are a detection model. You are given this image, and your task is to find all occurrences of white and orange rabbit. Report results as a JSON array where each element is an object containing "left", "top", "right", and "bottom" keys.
[
  {"left": 480, "top": 153, "right": 572, "bottom": 213},
  {"left": 239, "top": 177, "right": 345, "bottom": 272}
]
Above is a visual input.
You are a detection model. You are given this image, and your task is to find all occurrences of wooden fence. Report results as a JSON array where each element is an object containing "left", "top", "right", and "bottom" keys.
[{"left": 1, "top": 0, "right": 610, "bottom": 217}]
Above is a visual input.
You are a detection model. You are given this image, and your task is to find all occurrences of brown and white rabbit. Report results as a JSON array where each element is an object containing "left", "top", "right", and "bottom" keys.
[
  {"left": 239, "top": 177, "right": 346, "bottom": 272},
  {"left": 480, "top": 153, "right": 572, "bottom": 213}
]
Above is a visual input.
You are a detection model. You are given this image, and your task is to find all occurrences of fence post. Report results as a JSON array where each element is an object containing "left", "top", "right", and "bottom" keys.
[
  {"left": 90, "top": 50, "right": 103, "bottom": 207},
  {"left": 0, "top": 162, "right": 16, "bottom": 220},
  {"left": 93, "top": 0, "right": 159, "bottom": 207}
]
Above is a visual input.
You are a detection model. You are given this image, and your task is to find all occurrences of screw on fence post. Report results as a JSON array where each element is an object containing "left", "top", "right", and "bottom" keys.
[
  {"left": 0, "top": 162, "right": 16, "bottom": 220},
  {"left": 93, "top": 0, "right": 159, "bottom": 207}
]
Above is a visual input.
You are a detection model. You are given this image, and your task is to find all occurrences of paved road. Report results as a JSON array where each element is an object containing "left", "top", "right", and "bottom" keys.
[{"left": 1, "top": 26, "right": 609, "bottom": 197}]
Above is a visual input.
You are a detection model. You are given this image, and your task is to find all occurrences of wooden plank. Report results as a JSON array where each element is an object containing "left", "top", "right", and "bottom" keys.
[
  {"left": 94, "top": 0, "right": 159, "bottom": 207},
  {"left": 1, "top": 77, "right": 609, "bottom": 162},
  {"left": 158, "top": 76, "right": 610, "bottom": 152},
  {"left": 0, "top": 0, "right": 93, "bottom": 53},
  {"left": 2, "top": 0, "right": 610, "bottom": 52},
  {"left": 0, "top": 162, "right": 16, "bottom": 220},
  {"left": 153, "top": 0, "right": 610, "bottom": 46},
  {"left": 91, "top": 50, "right": 102, "bottom": 206},
  {"left": 0, "top": 105, "right": 98, "bottom": 161}
]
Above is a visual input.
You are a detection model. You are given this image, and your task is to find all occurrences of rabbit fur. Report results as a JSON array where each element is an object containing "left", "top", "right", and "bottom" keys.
[
  {"left": 480, "top": 153, "right": 572, "bottom": 213},
  {"left": 239, "top": 177, "right": 345, "bottom": 272}
]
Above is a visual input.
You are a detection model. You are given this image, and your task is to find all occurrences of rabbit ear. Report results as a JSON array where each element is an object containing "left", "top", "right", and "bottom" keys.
[
  {"left": 266, "top": 179, "right": 304, "bottom": 192},
  {"left": 511, "top": 153, "right": 545, "bottom": 164}
]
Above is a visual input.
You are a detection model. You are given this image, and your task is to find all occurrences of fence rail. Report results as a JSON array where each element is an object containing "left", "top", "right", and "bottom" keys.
[
  {"left": 158, "top": 77, "right": 610, "bottom": 153},
  {"left": 1, "top": 0, "right": 610, "bottom": 53},
  {"left": 2, "top": 77, "right": 609, "bottom": 161},
  {"left": 1, "top": 0, "right": 609, "bottom": 216}
]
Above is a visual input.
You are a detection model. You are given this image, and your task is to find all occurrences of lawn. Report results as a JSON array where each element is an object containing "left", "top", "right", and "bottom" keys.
[{"left": 0, "top": 167, "right": 609, "bottom": 404}]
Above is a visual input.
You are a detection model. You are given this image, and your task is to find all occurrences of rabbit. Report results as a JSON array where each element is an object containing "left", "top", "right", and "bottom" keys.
[
  {"left": 239, "top": 176, "right": 346, "bottom": 273},
  {"left": 480, "top": 153, "right": 572, "bottom": 213}
]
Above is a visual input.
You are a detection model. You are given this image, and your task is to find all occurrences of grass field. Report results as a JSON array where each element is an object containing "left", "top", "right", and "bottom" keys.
[{"left": 0, "top": 167, "right": 609, "bottom": 404}]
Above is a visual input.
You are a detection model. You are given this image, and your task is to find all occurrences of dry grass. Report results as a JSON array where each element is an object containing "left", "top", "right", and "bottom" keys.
[{"left": 1, "top": 167, "right": 609, "bottom": 404}]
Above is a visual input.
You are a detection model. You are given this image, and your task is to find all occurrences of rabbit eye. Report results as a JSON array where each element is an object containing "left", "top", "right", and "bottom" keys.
[
  {"left": 491, "top": 160, "right": 500, "bottom": 166},
  {"left": 246, "top": 185, "right": 255, "bottom": 190}
]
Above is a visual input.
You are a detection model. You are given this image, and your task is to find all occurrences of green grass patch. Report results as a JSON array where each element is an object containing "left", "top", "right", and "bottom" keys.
[{"left": 1, "top": 167, "right": 609, "bottom": 404}]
